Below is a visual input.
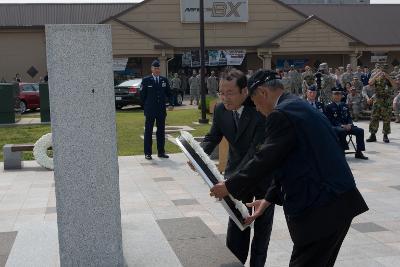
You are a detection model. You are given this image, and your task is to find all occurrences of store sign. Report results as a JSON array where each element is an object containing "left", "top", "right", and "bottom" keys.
[
  {"left": 371, "top": 56, "right": 387, "bottom": 63},
  {"left": 180, "top": 0, "right": 248, "bottom": 23},
  {"left": 113, "top": 58, "right": 128, "bottom": 71},
  {"left": 182, "top": 49, "right": 246, "bottom": 67}
]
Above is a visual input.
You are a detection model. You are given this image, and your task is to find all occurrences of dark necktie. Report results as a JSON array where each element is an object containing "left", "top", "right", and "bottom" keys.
[{"left": 233, "top": 111, "right": 240, "bottom": 130}]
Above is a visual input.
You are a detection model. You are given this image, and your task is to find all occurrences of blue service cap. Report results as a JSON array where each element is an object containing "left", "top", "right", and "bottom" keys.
[
  {"left": 331, "top": 87, "right": 343, "bottom": 94},
  {"left": 151, "top": 60, "right": 160, "bottom": 68},
  {"left": 308, "top": 84, "right": 317, "bottom": 92},
  {"left": 247, "top": 70, "right": 281, "bottom": 95}
]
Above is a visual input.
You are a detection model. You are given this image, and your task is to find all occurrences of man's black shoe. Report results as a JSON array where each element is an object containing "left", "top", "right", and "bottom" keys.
[
  {"left": 158, "top": 154, "right": 169, "bottom": 159},
  {"left": 355, "top": 151, "right": 368, "bottom": 160},
  {"left": 366, "top": 134, "right": 376, "bottom": 142},
  {"left": 383, "top": 134, "right": 390, "bottom": 143},
  {"left": 145, "top": 155, "right": 152, "bottom": 160}
]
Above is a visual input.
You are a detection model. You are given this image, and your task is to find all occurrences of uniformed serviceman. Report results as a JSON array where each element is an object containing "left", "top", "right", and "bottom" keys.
[
  {"left": 346, "top": 86, "right": 363, "bottom": 122},
  {"left": 366, "top": 69, "right": 395, "bottom": 143},
  {"left": 301, "top": 65, "right": 315, "bottom": 97},
  {"left": 392, "top": 75, "right": 400, "bottom": 123},
  {"left": 189, "top": 70, "right": 200, "bottom": 105},
  {"left": 306, "top": 84, "right": 324, "bottom": 113},
  {"left": 140, "top": 60, "right": 173, "bottom": 160},
  {"left": 325, "top": 87, "right": 368, "bottom": 160},
  {"left": 389, "top": 65, "right": 399, "bottom": 79},
  {"left": 341, "top": 64, "right": 353, "bottom": 88},
  {"left": 316, "top": 62, "right": 336, "bottom": 105},
  {"left": 288, "top": 65, "right": 302, "bottom": 95},
  {"left": 207, "top": 70, "right": 219, "bottom": 97},
  {"left": 170, "top": 73, "right": 182, "bottom": 106}
]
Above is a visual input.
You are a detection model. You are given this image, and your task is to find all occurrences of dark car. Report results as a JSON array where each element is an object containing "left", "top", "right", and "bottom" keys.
[
  {"left": 114, "top": 79, "right": 142, "bottom": 109},
  {"left": 18, "top": 83, "right": 40, "bottom": 113},
  {"left": 114, "top": 79, "right": 184, "bottom": 109}
]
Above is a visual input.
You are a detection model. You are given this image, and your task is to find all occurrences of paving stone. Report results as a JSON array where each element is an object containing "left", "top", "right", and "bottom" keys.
[
  {"left": 351, "top": 222, "right": 388, "bottom": 233},
  {"left": 153, "top": 177, "right": 175, "bottom": 182},
  {"left": 172, "top": 198, "right": 199, "bottom": 206},
  {"left": 157, "top": 217, "right": 215, "bottom": 240}
]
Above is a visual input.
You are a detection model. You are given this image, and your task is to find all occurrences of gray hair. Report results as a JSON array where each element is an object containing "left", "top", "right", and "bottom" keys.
[{"left": 263, "top": 79, "right": 284, "bottom": 91}]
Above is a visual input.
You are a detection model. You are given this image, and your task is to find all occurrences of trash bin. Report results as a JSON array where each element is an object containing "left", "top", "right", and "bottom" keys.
[
  {"left": 39, "top": 83, "right": 50, "bottom": 122},
  {"left": 0, "top": 83, "right": 21, "bottom": 124}
]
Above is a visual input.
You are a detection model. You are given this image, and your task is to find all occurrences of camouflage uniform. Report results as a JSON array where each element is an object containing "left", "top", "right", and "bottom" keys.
[
  {"left": 319, "top": 74, "right": 336, "bottom": 105},
  {"left": 346, "top": 91, "right": 363, "bottom": 121},
  {"left": 369, "top": 78, "right": 393, "bottom": 134},
  {"left": 288, "top": 69, "right": 302, "bottom": 95},
  {"left": 393, "top": 92, "right": 400, "bottom": 122},
  {"left": 341, "top": 71, "right": 353, "bottom": 88},
  {"left": 389, "top": 66, "right": 399, "bottom": 79},
  {"left": 302, "top": 70, "right": 315, "bottom": 98},
  {"left": 189, "top": 74, "right": 201, "bottom": 105}
]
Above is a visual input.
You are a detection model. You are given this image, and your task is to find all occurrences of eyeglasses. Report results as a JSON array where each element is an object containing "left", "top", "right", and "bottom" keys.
[{"left": 217, "top": 91, "right": 240, "bottom": 98}]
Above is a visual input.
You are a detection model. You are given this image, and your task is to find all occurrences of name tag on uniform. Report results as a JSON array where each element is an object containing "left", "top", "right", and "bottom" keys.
[
  {"left": 148, "top": 85, "right": 153, "bottom": 88},
  {"left": 162, "top": 82, "right": 166, "bottom": 87}
]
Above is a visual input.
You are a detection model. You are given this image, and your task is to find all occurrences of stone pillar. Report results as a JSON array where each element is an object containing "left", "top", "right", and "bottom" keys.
[
  {"left": 159, "top": 56, "right": 168, "bottom": 76},
  {"left": 45, "top": 25, "right": 124, "bottom": 266},
  {"left": 263, "top": 54, "right": 272, "bottom": 70},
  {"left": 350, "top": 53, "right": 358, "bottom": 70}
]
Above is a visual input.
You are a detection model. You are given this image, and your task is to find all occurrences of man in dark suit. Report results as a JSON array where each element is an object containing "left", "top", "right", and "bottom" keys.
[
  {"left": 201, "top": 68, "right": 274, "bottom": 267},
  {"left": 210, "top": 70, "right": 369, "bottom": 267},
  {"left": 140, "top": 60, "right": 172, "bottom": 160},
  {"left": 324, "top": 87, "right": 368, "bottom": 160}
]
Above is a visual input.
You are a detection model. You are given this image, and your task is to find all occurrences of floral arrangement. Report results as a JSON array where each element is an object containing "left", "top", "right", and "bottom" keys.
[
  {"left": 33, "top": 133, "right": 54, "bottom": 170},
  {"left": 179, "top": 131, "right": 250, "bottom": 219}
]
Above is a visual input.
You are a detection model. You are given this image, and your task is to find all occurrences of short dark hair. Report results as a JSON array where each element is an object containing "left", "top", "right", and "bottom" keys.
[{"left": 219, "top": 67, "right": 247, "bottom": 92}]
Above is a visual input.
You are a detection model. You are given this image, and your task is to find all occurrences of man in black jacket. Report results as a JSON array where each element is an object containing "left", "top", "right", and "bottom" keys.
[
  {"left": 210, "top": 70, "right": 368, "bottom": 267},
  {"left": 201, "top": 68, "right": 274, "bottom": 267}
]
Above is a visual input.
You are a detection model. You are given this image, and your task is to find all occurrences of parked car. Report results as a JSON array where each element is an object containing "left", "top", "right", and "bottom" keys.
[
  {"left": 114, "top": 78, "right": 184, "bottom": 109},
  {"left": 18, "top": 83, "right": 40, "bottom": 113}
]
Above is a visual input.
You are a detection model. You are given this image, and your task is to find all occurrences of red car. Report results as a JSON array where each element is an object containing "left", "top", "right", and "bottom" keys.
[{"left": 18, "top": 83, "right": 40, "bottom": 113}]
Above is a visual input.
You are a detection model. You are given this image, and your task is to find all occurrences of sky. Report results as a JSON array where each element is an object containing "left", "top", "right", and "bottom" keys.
[{"left": 0, "top": 0, "right": 399, "bottom": 3}]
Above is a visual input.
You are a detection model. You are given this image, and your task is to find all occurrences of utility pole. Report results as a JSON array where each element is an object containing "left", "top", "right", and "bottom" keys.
[{"left": 198, "top": 0, "right": 209, "bottom": 124}]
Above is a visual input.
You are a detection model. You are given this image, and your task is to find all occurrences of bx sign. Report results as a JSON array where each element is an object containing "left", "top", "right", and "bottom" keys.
[{"left": 181, "top": 0, "right": 248, "bottom": 23}]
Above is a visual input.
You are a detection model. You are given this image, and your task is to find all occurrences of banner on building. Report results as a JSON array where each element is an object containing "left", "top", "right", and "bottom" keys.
[
  {"left": 180, "top": 0, "right": 249, "bottom": 23},
  {"left": 183, "top": 49, "right": 245, "bottom": 67},
  {"left": 276, "top": 59, "right": 309, "bottom": 70},
  {"left": 371, "top": 56, "right": 388, "bottom": 63},
  {"left": 113, "top": 58, "right": 128, "bottom": 71}
]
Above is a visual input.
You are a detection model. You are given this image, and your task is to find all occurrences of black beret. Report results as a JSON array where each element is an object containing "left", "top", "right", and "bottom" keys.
[
  {"left": 151, "top": 60, "right": 160, "bottom": 67},
  {"left": 247, "top": 69, "right": 281, "bottom": 95}
]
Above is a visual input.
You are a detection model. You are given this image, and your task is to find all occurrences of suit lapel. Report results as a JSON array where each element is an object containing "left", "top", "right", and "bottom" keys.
[
  {"left": 234, "top": 106, "right": 251, "bottom": 142},
  {"left": 223, "top": 108, "right": 237, "bottom": 142}
]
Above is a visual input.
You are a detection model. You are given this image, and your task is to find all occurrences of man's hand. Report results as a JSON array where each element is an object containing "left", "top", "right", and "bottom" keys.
[
  {"left": 367, "top": 98, "right": 372, "bottom": 105},
  {"left": 210, "top": 182, "right": 229, "bottom": 199},
  {"left": 244, "top": 199, "right": 271, "bottom": 225}
]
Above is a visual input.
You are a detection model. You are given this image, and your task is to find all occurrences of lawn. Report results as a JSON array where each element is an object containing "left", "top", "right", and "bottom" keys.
[{"left": 0, "top": 108, "right": 212, "bottom": 162}]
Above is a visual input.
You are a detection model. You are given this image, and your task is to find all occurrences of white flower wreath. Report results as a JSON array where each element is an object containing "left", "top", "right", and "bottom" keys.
[
  {"left": 180, "top": 131, "right": 250, "bottom": 219},
  {"left": 33, "top": 133, "right": 54, "bottom": 170}
]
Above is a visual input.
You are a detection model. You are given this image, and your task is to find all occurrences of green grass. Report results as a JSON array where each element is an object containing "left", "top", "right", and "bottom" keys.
[{"left": 0, "top": 108, "right": 212, "bottom": 162}]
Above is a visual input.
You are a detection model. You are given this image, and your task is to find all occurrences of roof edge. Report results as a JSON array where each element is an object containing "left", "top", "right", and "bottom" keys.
[{"left": 112, "top": 18, "right": 174, "bottom": 49}]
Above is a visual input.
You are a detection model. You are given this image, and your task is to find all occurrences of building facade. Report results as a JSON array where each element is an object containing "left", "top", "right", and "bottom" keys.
[{"left": 0, "top": 0, "right": 398, "bottom": 82}]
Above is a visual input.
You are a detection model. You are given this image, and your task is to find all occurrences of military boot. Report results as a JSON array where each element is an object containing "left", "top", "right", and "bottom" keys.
[
  {"left": 366, "top": 133, "right": 376, "bottom": 142},
  {"left": 383, "top": 134, "right": 390, "bottom": 143}
]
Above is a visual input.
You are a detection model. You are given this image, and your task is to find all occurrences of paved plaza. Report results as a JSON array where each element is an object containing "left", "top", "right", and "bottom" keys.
[{"left": 0, "top": 121, "right": 400, "bottom": 266}]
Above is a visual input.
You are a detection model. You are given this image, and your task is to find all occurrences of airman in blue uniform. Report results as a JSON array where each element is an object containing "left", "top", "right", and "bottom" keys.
[
  {"left": 140, "top": 60, "right": 173, "bottom": 160},
  {"left": 306, "top": 84, "right": 324, "bottom": 113},
  {"left": 325, "top": 88, "right": 368, "bottom": 160}
]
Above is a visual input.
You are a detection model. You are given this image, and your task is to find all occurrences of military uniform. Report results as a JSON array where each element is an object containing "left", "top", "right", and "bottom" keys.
[
  {"left": 189, "top": 74, "right": 200, "bottom": 105},
  {"left": 302, "top": 70, "right": 315, "bottom": 97},
  {"left": 140, "top": 60, "right": 172, "bottom": 159},
  {"left": 319, "top": 73, "right": 336, "bottom": 105},
  {"left": 346, "top": 90, "right": 363, "bottom": 121},
  {"left": 325, "top": 100, "right": 367, "bottom": 157},
  {"left": 170, "top": 75, "right": 182, "bottom": 106},
  {"left": 206, "top": 74, "right": 219, "bottom": 97},
  {"left": 288, "top": 68, "right": 302, "bottom": 95},
  {"left": 341, "top": 71, "right": 353, "bottom": 88},
  {"left": 369, "top": 77, "right": 393, "bottom": 136},
  {"left": 389, "top": 66, "right": 399, "bottom": 79},
  {"left": 306, "top": 85, "right": 324, "bottom": 113}
]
